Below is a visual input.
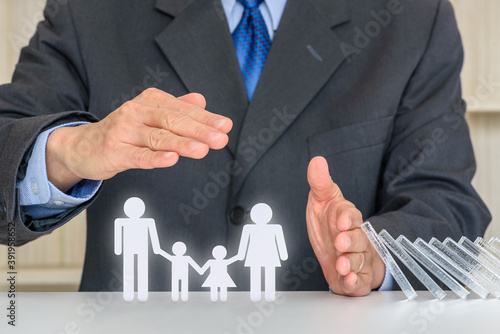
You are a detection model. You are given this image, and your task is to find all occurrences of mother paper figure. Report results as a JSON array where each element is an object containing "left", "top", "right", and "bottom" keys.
[{"left": 237, "top": 203, "right": 288, "bottom": 302}]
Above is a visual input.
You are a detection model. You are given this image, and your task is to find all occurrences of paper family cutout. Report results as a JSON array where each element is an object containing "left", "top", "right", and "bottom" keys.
[{"left": 114, "top": 199, "right": 288, "bottom": 302}]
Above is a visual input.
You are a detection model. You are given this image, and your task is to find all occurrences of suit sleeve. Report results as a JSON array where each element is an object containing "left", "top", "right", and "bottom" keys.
[
  {"left": 368, "top": 0, "right": 491, "bottom": 287},
  {"left": 0, "top": 0, "right": 99, "bottom": 246}
]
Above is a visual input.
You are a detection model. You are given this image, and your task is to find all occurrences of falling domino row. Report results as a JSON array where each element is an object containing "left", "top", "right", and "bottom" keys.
[{"left": 361, "top": 221, "right": 500, "bottom": 300}]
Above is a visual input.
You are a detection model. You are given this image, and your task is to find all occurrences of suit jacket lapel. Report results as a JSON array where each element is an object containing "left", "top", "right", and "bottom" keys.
[
  {"left": 154, "top": 0, "right": 248, "bottom": 155},
  {"left": 231, "top": 0, "right": 351, "bottom": 197}
]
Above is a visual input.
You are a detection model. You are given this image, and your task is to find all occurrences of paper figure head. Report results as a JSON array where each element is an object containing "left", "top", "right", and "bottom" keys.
[
  {"left": 250, "top": 203, "right": 272, "bottom": 225},
  {"left": 123, "top": 197, "right": 146, "bottom": 218},
  {"left": 212, "top": 245, "right": 227, "bottom": 259},
  {"left": 172, "top": 241, "right": 187, "bottom": 255}
]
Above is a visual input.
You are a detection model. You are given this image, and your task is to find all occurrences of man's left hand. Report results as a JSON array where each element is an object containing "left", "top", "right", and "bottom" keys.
[{"left": 306, "top": 156, "right": 386, "bottom": 296}]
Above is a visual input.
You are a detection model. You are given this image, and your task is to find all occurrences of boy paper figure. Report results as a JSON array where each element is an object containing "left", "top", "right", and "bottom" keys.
[
  {"left": 199, "top": 245, "right": 239, "bottom": 302},
  {"left": 159, "top": 242, "right": 202, "bottom": 302},
  {"left": 114, "top": 197, "right": 161, "bottom": 302},
  {"left": 237, "top": 203, "right": 288, "bottom": 302}
]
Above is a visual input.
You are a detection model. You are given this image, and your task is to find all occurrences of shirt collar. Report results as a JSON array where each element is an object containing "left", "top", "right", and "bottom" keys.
[
  {"left": 221, "top": 0, "right": 287, "bottom": 32},
  {"left": 265, "top": 0, "right": 286, "bottom": 32}
]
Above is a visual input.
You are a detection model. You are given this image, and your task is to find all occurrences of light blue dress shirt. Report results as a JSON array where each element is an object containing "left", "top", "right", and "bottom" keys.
[
  {"left": 221, "top": 0, "right": 286, "bottom": 38},
  {"left": 17, "top": 0, "right": 392, "bottom": 290},
  {"left": 16, "top": 122, "right": 102, "bottom": 219}
]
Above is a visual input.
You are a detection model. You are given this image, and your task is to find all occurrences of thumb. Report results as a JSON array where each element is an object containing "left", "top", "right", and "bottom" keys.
[
  {"left": 307, "top": 156, "right": 343, "bottom": 202},
  {"left": 177, "top": 93, "right": 207, "bottom": 109}
]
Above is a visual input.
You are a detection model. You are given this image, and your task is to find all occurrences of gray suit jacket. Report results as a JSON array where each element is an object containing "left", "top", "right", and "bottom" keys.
[{"left": 0, "top": 0, "right": 491, "bottom": 291}]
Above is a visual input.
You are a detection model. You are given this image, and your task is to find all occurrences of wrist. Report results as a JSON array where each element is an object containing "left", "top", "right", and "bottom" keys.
[{"left": 46, "top": 126, "right": 84, "bottom": 192}]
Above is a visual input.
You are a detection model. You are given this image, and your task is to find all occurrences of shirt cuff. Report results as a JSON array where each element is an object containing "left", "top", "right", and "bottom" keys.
[
  {"left": 17, "top": 122, "right": 102, "bottom": 219},
  {"left": 377, "top": 265, "right": 394, "bottom": 291}
]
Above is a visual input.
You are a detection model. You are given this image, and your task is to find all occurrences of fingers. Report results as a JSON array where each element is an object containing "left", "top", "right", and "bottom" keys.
[
  {"left": 336, "top": 252, "right": 365, "bottom": 276},
  {"left": 323, "top": 198, "right": 362, "bottom": 234},
  {"left": 178, "top": 93, "right": 234, "bottom": 133},
  {"left": 334, "top": 228, "right": 367, "bottom": 253},
  {"left": 134, "top": 88, "right": 233, "bottom": 133},
  {"left": 118, "top": 146, "right": 180, "bottom": 170},
  {"left": 338, "top": 249, "right": 383, "bottom": 296},
  {"left": 322, "top": 196, "right": 363, "bottom": 251},
  {"left": 340, "top": 272, "right": 372, "bottom": 297},
  {"left": 125, "top": 89, "right": 232, "bottom": 153},
  {"left": 333, "top": 229, "right": 370, "bottom": 295},
  {"left": 177, "top": 92, "right": 207, "bottom": 109},
  {"left": 307, "top": 156, "right": 343, "bottom": 202},
  {"left": 128, "top": 126, "right": 210, "bottom": 159},
  {"left": 341, "top": 272, "right": 360, "bottom": 294},
  {"left": 333, "top": 240, "right": 386, "bottom": 296},
  {"left": 334, "top": 254, "right": 371, "bottom": 296},
  {"left": 141, "top": 112, "right": 228, "bottom": 150}
]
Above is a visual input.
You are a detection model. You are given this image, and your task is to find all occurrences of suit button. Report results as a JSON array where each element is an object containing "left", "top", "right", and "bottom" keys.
[{"left": 230, "top": 206, "right": 246, "bottom": 225}]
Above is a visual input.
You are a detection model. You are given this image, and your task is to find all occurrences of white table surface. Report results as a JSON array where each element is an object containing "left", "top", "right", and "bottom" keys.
[{"left": 2, "top": 291, "right": 499, "bottom": 334}]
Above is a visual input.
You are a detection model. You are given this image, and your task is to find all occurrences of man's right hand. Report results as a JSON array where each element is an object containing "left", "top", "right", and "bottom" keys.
[{"left": 46, "top": 88, "right": 233, "bottom": 192}]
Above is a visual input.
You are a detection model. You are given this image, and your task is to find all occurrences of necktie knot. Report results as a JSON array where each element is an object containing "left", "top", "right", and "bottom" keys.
[{"left": 237, "top": 0, "right": 264, "bottom": 10}]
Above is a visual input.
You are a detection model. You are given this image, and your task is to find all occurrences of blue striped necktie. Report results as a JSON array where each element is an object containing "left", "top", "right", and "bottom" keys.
[{"left": 232, "top": 0, "right": 271, "bottom": 101}]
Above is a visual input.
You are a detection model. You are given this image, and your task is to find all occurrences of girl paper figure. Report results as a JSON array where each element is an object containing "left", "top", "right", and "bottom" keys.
[{"left": 200, "top": 245, "right": 239, "bottom": 302}]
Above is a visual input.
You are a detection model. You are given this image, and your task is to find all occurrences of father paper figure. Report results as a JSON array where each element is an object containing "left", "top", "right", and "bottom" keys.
[{"left": 114, "top": 197, "right": 161, "bottom": 302}]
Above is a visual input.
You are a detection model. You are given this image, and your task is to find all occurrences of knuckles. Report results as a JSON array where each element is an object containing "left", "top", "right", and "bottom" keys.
[
  {"left": 148, "top": 128, "right": 167, "bottom": 150},
  {"left": 141, "top": 87, "right": 173, "bottom": 101},
  {"left": 190, "top": 123, "right": 207, "bottom": 139},
  {"left": 132, "top": 148, "right": 152, "bottom": 169},
  {"left": 120, "top": 100, "right": 141, "bottom": 114},
  {"left": 164, "top": 112, "right": 188, "bottom": 130},
  {"left": 178, "top": 102, "right": 199, "bottom": 117}
]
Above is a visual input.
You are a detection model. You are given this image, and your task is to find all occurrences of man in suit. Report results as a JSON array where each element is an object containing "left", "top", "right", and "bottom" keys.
[{"left": 0, "top": 0, "right": 491, "bottom": 296}]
